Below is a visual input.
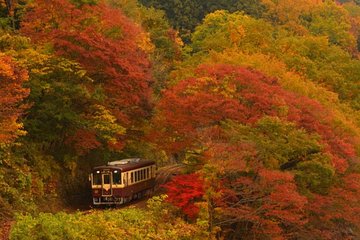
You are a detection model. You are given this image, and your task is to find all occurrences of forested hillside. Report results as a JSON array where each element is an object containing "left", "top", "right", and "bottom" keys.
[{"left": 1, "top": 0, "right": 360, "bottom": 239}]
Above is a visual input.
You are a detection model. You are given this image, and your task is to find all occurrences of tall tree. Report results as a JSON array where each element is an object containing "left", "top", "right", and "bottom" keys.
[{"left": 21, "top": 0, "right": 153, "bottom": 148}]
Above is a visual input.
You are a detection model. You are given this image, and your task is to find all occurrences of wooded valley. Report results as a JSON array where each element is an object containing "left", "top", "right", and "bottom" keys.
[{"left": 1, "top": 0, "right": 360, "bottom": 239}]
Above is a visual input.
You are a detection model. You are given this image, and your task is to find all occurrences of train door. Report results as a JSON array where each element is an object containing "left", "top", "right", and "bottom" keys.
[
  {"left": 102, "top": 172, "right": 112, "bottom": 196},
  {"left": 125, "top": 172, "right": 129, "bottom": 186}
]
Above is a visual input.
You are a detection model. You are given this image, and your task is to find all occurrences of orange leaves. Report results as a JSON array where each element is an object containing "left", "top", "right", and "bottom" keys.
[{"left": 0, "top": 54, "right": 29, "bottom": 144}]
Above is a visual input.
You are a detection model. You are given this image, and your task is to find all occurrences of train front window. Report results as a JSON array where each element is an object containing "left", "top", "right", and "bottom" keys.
[
  {"left": 103, "top": 174, "right": 110, "bottom": 184},
  {"left": 93, "top": 172, "right": 101, "bottom": 185},
  {"left": 113, "top": 170, "right": 121, "bottom": 184}
]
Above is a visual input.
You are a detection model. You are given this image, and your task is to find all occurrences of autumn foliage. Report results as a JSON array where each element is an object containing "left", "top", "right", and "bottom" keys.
[
  {"left": 162, "top": 173, "right": 204, "bottom": 219},
  {"left": 0, "top": 54, "right": 29, "bottom": 144},
  {"left": 154, "top": 64, "right": 357, "bottom": 173},
  {"left": 1, "top": 0, "right": 360, "bottom": 239},
  {"left": 215, "top": 169, "right": 307, "bottom": 239},
  {"left": 21, "top": 0, "right": 152, "bottom": 126},
  {"left": 154, "top": 64, "right": 360, "bottom": 238}
]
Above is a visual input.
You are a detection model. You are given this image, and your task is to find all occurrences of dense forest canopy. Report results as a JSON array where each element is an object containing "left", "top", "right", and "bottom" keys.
[{"left": 0, "top": 0, "right": 360, "bottom": 239}]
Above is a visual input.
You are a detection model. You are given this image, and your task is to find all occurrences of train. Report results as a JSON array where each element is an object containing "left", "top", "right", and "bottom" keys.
[{"left": 89, "top": 158, "right": 156, "bottom": 205}]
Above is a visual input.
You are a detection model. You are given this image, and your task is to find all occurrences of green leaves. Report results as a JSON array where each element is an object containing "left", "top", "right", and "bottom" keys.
[
  {"left": 222, "top": 117, "right": 324, "bottom": 170},
  {"left": 10, "top": 196, "right": 208, "bottom": 240},
  {"left": 139, "top": 0, "right": 266, "bottom": 41},
  {"left": 85, "top": 104, "right": 126, "bottom": 143},
  {"left": 303, "top": 0, "right": 355, "bottom": 49},
  {"left": 295, "top": 158, "right": 335, "bottom": 195}
]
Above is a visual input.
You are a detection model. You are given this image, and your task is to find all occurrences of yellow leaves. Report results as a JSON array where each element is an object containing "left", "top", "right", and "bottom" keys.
[
  {"left": 0, "top": 37, "right": 52, "bottom": 75},
  {"left": 192, "top": 11, "right": 274, "bottom": 55},
  {"left": 183, "top": 76, "right": 236, "bottom": 99},
  {"left": 173, "top": 31, "right": 184, "bottom": 47},
  {"left": 228, "top": 22, "right": 245, "bottom": 47},
  {"left": 206, "top": 49, "right": 338, "bottom": 104},
  {"left": 183, "top": 77, "right": 210, "bottom": 93},
  {"left": 0, "top": 121, "right": 27, "bottom": 144},
  {"left": 86, "top": 105, "right": 126, "bottom": 142},
  {"left": 215, "top": 76, "right": 237, "bottom": 98},
  {"left": 137, "top": 31, "right": 155, "bottom": 54}
]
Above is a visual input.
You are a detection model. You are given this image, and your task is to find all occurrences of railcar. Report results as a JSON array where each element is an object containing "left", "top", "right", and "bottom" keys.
[{"left": 89, "top": 158, "right": 156, "bottom": 205}]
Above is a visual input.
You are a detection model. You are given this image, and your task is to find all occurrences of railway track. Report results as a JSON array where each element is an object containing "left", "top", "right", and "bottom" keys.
[{"left": 154, "top": 164, "right": 184, "bottom": 192}]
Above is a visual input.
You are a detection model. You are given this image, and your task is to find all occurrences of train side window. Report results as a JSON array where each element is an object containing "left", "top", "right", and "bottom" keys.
[
  {"left": 141, "top": 170, "right": 143, "bottom": 180},
  {"left": 93, "top": 172, "right": 101, "bottom": 185},
  {"left": 147, "top": 168, "right": 149, "bottom": 179},
  {"left": 131, "top": 172, "right": 134, "bottom": 183},
  {"left": 113, "top": 170, "right": 121, "bottom": 184},
  {"left": 135, "top": 171, "right": 138, "bottom": 182}
]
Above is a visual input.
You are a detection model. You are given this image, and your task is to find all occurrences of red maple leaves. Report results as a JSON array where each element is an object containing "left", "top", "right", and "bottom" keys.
[
  {"left": 154, "top": 64, "right": 357, "bottom": 173},
  {"left": 21, "top": 0, "right": 152, "bottom": 127},
  {"left": 215, "top": 169, "right": 307, "bottom": 239},
  {"left": 162, "top": 173, "right": 204, "bottom": 218},
  {"left": 154, "top": 64, "right": 359, "bottom": 238}
]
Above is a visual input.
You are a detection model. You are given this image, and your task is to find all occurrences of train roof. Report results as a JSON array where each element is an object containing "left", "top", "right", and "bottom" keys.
[{"left": 93, "top": 158, "right": 155, "bottom": 172}]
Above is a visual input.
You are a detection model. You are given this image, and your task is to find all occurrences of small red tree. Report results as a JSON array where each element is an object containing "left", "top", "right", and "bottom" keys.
[{"left": 162, "top": 173, "right": 205, "bottom": 218}]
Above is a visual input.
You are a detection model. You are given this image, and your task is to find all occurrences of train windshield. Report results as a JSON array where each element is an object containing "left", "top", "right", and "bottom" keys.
[
  {"left": 103, "top": 174, "right": 110, "bottom": 184},
  {"left": 93, "top": 172, "right": 101, "bottom": 185},
  {"left": 113, "top": 170, "right": 121, "bottom": 184}
]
